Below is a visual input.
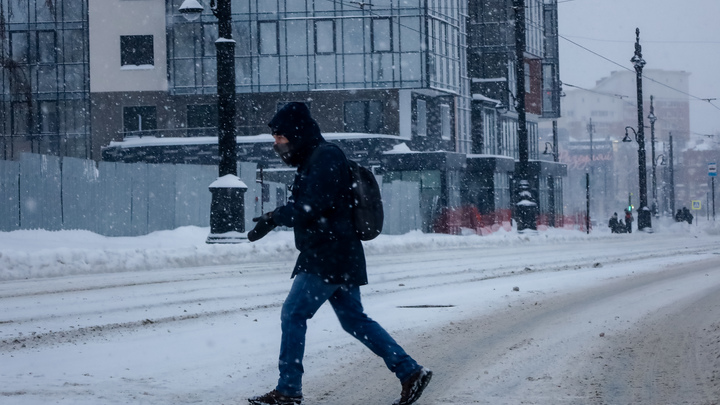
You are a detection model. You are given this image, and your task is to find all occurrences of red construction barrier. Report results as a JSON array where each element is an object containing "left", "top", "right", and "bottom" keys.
[
  {"left": 432, "top": 207, "right": 513, "bottom": 236},
  {"left": 432, "top": 207, "right": 588, "bottom": 235}
]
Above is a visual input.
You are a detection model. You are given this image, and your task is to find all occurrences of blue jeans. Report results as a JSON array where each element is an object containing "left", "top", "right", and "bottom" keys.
[{"left": 276, "top": 272, "right": 419, "bottom": 397}]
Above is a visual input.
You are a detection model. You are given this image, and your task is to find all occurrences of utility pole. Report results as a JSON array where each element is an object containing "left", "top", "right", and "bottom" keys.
[
  {"left": 713, "top": 177, "right": 716, "bottom": 221},
  {"left": 586, "top": 173, "right": 590, "bottom": 234},
  {"left": 586, "top": 118, "right": 596, "bottom": 215},
  {"left": 549, "top": 120, "right": 559, "bottom": 228},
  {"left": 648, "top": 95, "right": 658, "bottom": 217},
  {"left": 669, "top": 133, "right": 675, "bottom": 215},
  {"left": 552, "top": 121, "right": 559, "bottom": 162},
  {"left": 587, "top": 118, "right": 595, "bottom": 162},
  {"left": 513, "top": 0, "right": 537, "bottom": 232}
]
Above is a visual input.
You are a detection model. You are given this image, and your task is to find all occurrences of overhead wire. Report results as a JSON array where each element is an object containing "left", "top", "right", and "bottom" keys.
[
  {"left": 562, "top": 82, "right": 628, "bottom": 100},
  {"left": 561, "top": 34, "right": 720, "bottom": 45},
  {"left": 558, "top": 33, "right": 720, "bottom": 112}
]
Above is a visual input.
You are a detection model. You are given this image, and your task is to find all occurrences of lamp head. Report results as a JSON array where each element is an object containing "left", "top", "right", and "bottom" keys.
[
  {"left": 622, "top": 128, "right": 633, "bottom": 143},
  {"left": 179, "top": 0, "right": 203, "bottom": 21},
  {"left": 495, "top": 102, "right": 508, "bottom": 115},
  {"left": 648, "top": 112, "right": 657, "bottom": 124},
  {"left": 542, "top": 142, "right": 553, "bottom": 155}
]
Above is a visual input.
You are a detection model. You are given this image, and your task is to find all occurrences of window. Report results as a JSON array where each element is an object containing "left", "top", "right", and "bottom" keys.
[
  {"left": 482, "top": 108, "right": 497, "bottom": 155},
  {"left": 38, "top": 31, "right": 57, "bottom": 63},
  {"left": 187, "top": 104, "right": 217, "bottom": 136},
  {"left": 259, "top": 22, "right": 278, "bottom": 55},
  {"left": 416, "top": 99, "right": 427, "bottom": 136},
  {"left": 344, "top": 100, "right": 383, "bottom": 133},
  {"left": 123, "top": 106, "right": 157, "bottom": 135},
  {"left": 372, "top": 18, "right": 391, "bottom": 52},
  {"left": 342, "top": 19, "right": 363, "bottom": 53},
  {"left": 542, "top": 63, "right": 557, "bottom": 117},
  {"left": 286, "top": 21, "right": 307, "bottom": 56},
  {"left": 10, "top": 32, "right": 29, "bottom": 64},
  {"left": 524, "top": 62, "right": 531, "bottom": 94},
  {"left": 12, "top": 102, "right": 30, "bottom": 135},
  {"left": 63, "top": 30, "right": 85, "bottom": 63},
  {"left": 62, "top": 100, "right": 88, "bottom": 135},
  {"left": 63, "top": 1, "right": 83, "bottom": 21},
  {"left": 120, "top": 35, "right": 154, "bottom": 67},
  {"left": 315, "top": 20, "right": 335, "bottom": 54},
  {"left": 187, "top": 104, "right": 217, "bottom": 128},
  {"left": 39, "top": 101, "right": 59, "bottom": 133},
  {"left": 441, "top": 104, "right": 451, "bottom": 140}
]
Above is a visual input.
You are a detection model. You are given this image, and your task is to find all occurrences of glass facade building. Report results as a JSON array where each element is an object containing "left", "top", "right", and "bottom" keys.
[
  {"left": 168, "top": 0, "right": 462, "bottom": 94},
  {"left": 166, "top": 0, "right": 470, "bottom": 149},
  {"left": 0, "top": 0, "right": 90, "bottom": 160}
]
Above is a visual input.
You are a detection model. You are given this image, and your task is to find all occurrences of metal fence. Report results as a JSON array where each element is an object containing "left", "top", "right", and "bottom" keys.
[
  {"left": 382, "top": 180, "right": 423, "bottom": 235},
  {"left": 1, "top": 154, "right": 422, "bottom": 237},
  {"left": 1, "top": 154, "right": 229, "bottom": 236}
]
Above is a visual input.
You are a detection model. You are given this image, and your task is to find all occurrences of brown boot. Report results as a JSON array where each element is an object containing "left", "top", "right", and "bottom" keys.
[
  {"left": 393, "top": 367, "right": 433, "bottom": 405},
  {"left": 248, "top": 389, "right": 302, "bottom": 405}
]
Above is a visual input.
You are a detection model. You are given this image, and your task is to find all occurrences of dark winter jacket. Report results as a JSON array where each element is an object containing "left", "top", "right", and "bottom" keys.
[
  {"left": 269, "top": 103, "right": 367, "bottom": 286},
  {"left": 608, "top": 215, "right": 619, "bottom": 233}
]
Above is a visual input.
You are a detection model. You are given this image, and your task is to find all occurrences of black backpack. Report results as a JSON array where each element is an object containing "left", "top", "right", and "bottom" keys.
[{"left": 347, "top": 159, "right": 384, "bottom": 240}]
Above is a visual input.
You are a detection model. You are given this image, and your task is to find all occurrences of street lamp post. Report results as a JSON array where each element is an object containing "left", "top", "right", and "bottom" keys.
[
  {"left": 513, "top": 0, "right": 537, "bottom": 232},
  {"left": 669, "top": 133, "right": 675, "bottom": 215},
  {"left": 542, "top": 141, "right": 558, "bottom": 228},
  {"left": 587, "top": 118, "right": 594, "bottom": 162},
  {"left": 631, "top": 28, "right": 651, "bottom": 231},
  {"left": 180, "top": 0, "right": 247, "bottom": 243},
  {"left": 648, "top": 95, "right": 658, "bottom": 217},
  {"left": 654, "top": 153, "right": 666, "bottom": 214}
]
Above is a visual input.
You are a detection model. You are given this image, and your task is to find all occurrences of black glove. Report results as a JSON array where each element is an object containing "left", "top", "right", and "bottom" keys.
[{"left": 247, "top": 212, "right": 276, "bottom": 242}]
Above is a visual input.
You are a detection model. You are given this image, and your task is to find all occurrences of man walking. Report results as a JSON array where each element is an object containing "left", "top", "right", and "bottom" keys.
[{"left": 247, "top": 102, "right": 432, "bottom": 405}]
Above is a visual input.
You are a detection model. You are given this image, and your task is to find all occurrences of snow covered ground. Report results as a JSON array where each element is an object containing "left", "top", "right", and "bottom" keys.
[{"left": 2, "top": 219, "right": 720, "bottom": 404}]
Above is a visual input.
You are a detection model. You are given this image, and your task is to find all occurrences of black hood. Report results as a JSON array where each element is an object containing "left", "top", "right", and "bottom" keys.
[{"left": 268, "top": 102, "right": 324, "bottom": 166}]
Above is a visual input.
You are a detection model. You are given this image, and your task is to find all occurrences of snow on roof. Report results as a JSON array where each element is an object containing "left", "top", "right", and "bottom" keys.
[
  {"left": 107, "top": 133, "right": 402, "bottom": 149},
  {"left": 209, "top": 174, "right": 248, "bottom": 189},
  {"left": 471, "top": 93, "right": 501, "bottom": 104}
]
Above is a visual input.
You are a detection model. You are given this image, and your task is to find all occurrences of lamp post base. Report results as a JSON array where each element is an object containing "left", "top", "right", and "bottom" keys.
[
  {"left": 207, "top": 232, "right": 248, "bottom": 244},
  {"left": 516, "top": 203, "right": 538, "bottom": 233},
  {"left": 207, "top": 175, "right": 248, "bottom": 244},
  {"left": 637, "top": 208, "right": 652, "bottom": 231},
  {"left": 515, "top": 180, "right": 538, "bottom": 233}
]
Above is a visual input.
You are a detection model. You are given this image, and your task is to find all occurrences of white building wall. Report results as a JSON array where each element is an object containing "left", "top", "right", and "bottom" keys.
[
  {"left": 89, "top": 0, "right": 168, "bottom": 93},
  {"left": 559, "top": 69, "right": 690, "bottom": 142}
]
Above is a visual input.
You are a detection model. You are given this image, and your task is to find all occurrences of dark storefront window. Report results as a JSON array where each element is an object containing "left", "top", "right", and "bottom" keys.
[
  {"left": 344, "top": 100, "right": 383, "bottom": 133},
  {"left": 123, "top": 106, "right": 157, "bottom": 136},
  {"left": 187, "top": 104, "right": 217, "bottom": 136}
]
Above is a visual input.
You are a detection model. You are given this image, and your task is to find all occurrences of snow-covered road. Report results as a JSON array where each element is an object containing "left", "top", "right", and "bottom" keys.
[{"left": 2, "top": 226, "right": 720, "bottom": 404}]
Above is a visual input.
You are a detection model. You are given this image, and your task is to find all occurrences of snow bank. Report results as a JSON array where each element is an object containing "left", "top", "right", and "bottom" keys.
[{"left": 1, "top": 218, "right": 715, "bottom": 281}]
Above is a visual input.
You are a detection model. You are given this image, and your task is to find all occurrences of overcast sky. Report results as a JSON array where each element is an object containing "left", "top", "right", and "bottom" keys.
[{"left": 557, "top": 0, "right": 720, "bottom": 138}]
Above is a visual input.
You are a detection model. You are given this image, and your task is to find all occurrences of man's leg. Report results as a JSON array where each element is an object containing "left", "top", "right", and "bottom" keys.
[
  {"left": 328, "top": 285, "right": 420, "bottom": 382},
  {"left": 276, "top": 273, "right": 340, "bottom": 397}
]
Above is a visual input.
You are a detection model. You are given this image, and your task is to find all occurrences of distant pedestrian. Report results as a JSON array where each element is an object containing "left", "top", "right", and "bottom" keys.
[
  {"left": 617, "top": 219, "right": 627, "bottom": 233},
  {"left": 682, "top": 207, "right": 693, "bottom": 224},
  {"left": 608, "top": 212, "right": 620, "bottom": 233},
  {"left": 625, "top": 209, "right": 634, "bottom": 233},
  {"left": 675, "top": 209, "right": 684, "bottom": 222}
]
